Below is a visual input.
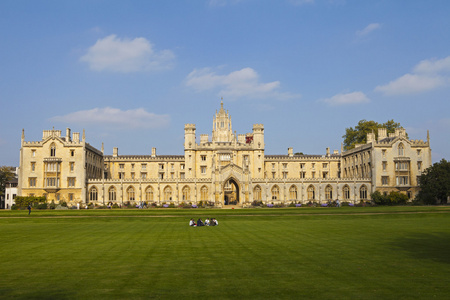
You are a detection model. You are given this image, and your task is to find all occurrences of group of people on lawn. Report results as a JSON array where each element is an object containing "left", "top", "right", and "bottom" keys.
[{"left": 189, "top": 218, "right": 218, "bottom": 227}]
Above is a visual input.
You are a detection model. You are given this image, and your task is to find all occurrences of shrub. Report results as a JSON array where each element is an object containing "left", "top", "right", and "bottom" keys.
[
  {"left": 112, "top": 203, "right": 119, "bottom": 209},
  {"left": 37, "top": 203, "right": 48, "bottom": 209},
  {"left": 252, "top": 200, "right": 263, "bottom": 207},
  {"left": 49, "top": 201, "right": 56, "bottom": 210}
]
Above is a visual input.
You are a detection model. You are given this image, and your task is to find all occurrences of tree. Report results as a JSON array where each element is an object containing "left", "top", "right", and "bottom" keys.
[
  {"left": 416, "top": 159, "right": 450, "bottom": 204},
  {"left": 342, "top": 119, "right": 404, "bottom": 151},
  {"left": 0, "top": 166, "right": 15, "bottom": 198}
]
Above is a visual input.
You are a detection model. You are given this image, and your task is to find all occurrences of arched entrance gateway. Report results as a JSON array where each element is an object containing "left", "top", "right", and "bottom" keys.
[{"left": 223, "top": 178, "right": 240, "bottom": 205}]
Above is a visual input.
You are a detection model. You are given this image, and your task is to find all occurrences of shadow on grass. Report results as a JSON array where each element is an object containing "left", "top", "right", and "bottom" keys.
[
  {"left": 390, "top": 232, "right": 450, "bottom": 264},
  {"left": 0, "top": 288, "right": 71, "bottom": 300}
]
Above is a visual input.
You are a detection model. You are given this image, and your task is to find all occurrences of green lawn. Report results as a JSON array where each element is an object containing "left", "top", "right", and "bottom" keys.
[{"left": 0, "top": 207, "right": 449, "bottom": 299}]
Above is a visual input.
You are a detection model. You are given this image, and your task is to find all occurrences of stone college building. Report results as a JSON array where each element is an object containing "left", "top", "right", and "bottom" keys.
[{"left": 17, "top": 103, "right": 432, "bottom": 207}]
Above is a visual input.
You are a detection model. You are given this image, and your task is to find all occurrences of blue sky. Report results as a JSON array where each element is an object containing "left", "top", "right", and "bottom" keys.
[{"left": 1, "top": 0, "right": 450, "bottom": 166}]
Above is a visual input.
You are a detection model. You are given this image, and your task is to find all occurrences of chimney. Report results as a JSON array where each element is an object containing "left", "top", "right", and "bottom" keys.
[
  {"left": 288, "top": 147, "right": 293, "bottom": 157},
  {"left": 65, "top": 128, "right": 71, "bottom": 142},
  {"left": 113, "top": 147, "right": 118, "bottom": 157},
  {"left": 378, "top": 128, "right": 387, "bottom": 140},
  {"left": 326, "top": 147, "right": 330, "bottom": 156},
  {"left": 73, "top": 132, "right": 80, "bottom": 142},
  {"left": 367, "top": 132, "right": 375, "bottom": 144},
  {"left": 152, "top": 147, "right": 156, "bottom": 158}
]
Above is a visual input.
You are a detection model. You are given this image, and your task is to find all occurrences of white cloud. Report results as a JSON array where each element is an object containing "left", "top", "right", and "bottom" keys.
[
  {"left": 413, "top": 56, "right": 450, "bottom": 74},
  {"left": 356, "top": 23, "right": 381, "bottom": 37},
  {"left": 375, "top": 74, "right": 445, "bottom": 96},
  {"left": 50, "top": 107, "right": 170, "bottom": 129},
  {"left": 185, "top": 67, "right": 299, "bottom": 100},
  {"left": 320, "top": 91, "right": 370, "bottom": 106},
  {"left": 80, "top": 35, "right": 175, "bottom": 72},
  {"left": 375, "top": 55, "right": 450, "bottom": 96}
]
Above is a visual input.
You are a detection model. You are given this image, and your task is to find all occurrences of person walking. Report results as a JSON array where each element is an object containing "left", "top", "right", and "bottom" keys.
[{"left": 27, "top": 204, "right": 31, "bottom": 215}]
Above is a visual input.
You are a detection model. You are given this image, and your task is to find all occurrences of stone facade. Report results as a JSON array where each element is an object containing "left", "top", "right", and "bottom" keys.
[{"left": 17, "top": 103, "right": 432, "bottom": 207}]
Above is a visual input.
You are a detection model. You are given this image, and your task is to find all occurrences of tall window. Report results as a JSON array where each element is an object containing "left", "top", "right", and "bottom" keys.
[
  {"left": 360, "top": 185, "right": 367, "bottom": 200},
  {"left": 50, "top": 143, "right": 56, "bottom": 157},
  {"left": 325, "top": 185, "right": 333, "bottom": 200},
  {"left": 145, "top": 186, "right": 154, "bottom": 202},
  {"left": 127, "top": 187, "right": 135, "bottom": 201},
  {"left": 254, "top": 186, "right": 262, "bottom": 201},
  {"left": 289, "top": 185, "right": 297, "bottom": 200},
  {"left": 90, "top": 187, "right": 98, "bottom": 201},
  {"left": 271, "top": 185, "right": 279, "bottom": 200},
  {"left": 201, "top": 186, "right": 208, "bottom": 201},
  {"left": 398, "top": 143, "right": 404, "bottom": 156},
  {"left": 343, "top": 185, "right": 350, "bottom": 200},
  {"left": 182, "top": 186, "right": 190, "bottom": 201},
  {"left": 164, "top": 186, "right": 172, "bottom": 201},
  {"left": 307, "top": 185, "right": 315, "bottom": 200},
  {"left": 109, "top": 187, "right": 116, "bottom": 201}
]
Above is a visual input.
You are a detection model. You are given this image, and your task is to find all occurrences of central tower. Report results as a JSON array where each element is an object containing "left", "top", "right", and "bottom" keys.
[{"left": 212, "top": 101, "right": 234, "bottom": 142}]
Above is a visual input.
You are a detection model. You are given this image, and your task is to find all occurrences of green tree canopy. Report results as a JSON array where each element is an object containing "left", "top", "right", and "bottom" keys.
[
  {"left": 0, "top": 166, "right": 15, "bottom": 197},
  {"left": 342, "top": 119, "right": 404, "bottom": 151},
  {"left": 416, "top": 159, "right": 450, "bottom": 204}
]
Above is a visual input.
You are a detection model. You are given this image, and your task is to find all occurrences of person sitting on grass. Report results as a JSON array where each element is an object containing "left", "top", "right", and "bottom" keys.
[
  {"left": 189, "top": 219, "right": 196, "bottom": 227},
  {"left": 205, "top": 218, "right": 210, "bottom": 226},
  {"left": 210, "top": 218, "right": 216, "bottom": 226},
  {"left": 214, "top": 218, "right": 218, "bottom": 226},
  {"left": 197, "top": 218, "right": 205, "bottom": 226}
]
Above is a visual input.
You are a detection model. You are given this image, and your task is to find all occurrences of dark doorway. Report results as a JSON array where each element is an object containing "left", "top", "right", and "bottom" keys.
[{"left": 224, "top": 178, "right": 239, "bottom": 205}]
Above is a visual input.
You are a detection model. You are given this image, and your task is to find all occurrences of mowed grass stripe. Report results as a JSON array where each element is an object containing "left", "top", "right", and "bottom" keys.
[{"left": 0, "top": 212, "right": 449, "bottom": 299}]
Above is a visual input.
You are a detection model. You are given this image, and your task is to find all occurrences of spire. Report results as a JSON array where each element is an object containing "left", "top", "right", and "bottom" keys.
[
  {"left": 21, "top": 128, "right": 25, "bottom": 140},
  {"left": 82, "top": 129, "right": 86, "bottom": 142},
  {"left": 101, "top": 142, "right": 104, "bottom": 154},
  {"left": 427, "top": 129, "right": 430, "bottom": 144}
]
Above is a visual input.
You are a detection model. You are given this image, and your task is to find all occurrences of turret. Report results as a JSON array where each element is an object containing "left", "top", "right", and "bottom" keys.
[
  {"left": 184, "top": 124, "right": 196, "bottom": 149},
  {"left": 252, "top": 124, "right": 264, "bottom": 149}
]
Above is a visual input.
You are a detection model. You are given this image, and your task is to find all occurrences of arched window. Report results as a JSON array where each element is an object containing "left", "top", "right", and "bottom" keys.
[
  {"left": 360, "top": 185, "right": 367, "bottom": 200},
  {"left": 343, "top": 185, "right": 350, "bottom": 200},
  {"left": 289, "top": 185, "right": 297, "bottom": 200},
  {"left": 398, "top": 143, "right": 404, "bottom": 156},
  {"left": 108, "top": 187, "right": 116, "bottom": 201},
  {"left": 164, "top": 186, "right": 172, "bottom": 201},
  {"left": 182, "top": 186, "right": 190, "bottom": 201},
  {"left": 325, "top": 185, "right": 333, "bottom": 200},
  {"left": 50, "top": 143, "right": 56, "bottom": 157},
  {"left": 127, "top": 186, "right": 135, "bottom": 201},
  {"left": 145, "top": 186, "right": 153, "bottom": 202},
  {"left": 307, "top": 185, "right": 315, "bottom": 200},
  {"left": 89, "top": 187, "right": 98, "bottom": 201},
  {"left": 201, "top": 186, "right": 208, "bottom": 201},
  {"left": 253, "top": 186, "right": 262, "bottom": 201},
  {"left": 271, "top": 185, "right": 279, "bottom": 200}
]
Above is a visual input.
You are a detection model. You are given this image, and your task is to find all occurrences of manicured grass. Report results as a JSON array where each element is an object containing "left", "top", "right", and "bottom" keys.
[{"left": 0, "top": 208, "right": 449, "bottom": 299}]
